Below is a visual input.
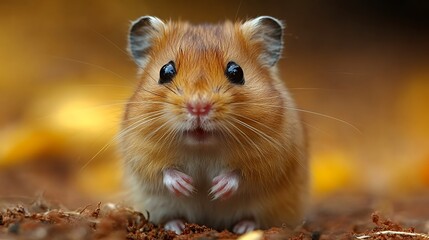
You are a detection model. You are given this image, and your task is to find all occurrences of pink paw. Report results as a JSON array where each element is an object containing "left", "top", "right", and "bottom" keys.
[
  {"left": 163, "top": 169, "right": 194, "bottom": 197},
  {"left": 233, "top": 220, "right": 256, "bottom": 234},
  {"left": 209, "top": 171, "right": 239, "bottom": 200},
  {"left": 164, "top": 219, "right": 185, "bottom": 234}
]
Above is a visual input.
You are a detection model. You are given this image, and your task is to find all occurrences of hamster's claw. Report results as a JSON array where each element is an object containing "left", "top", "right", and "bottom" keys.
[
  {"left": 163, "top": 169, "right": 195, "bottom": 197},
  {"left": 164, "top": 219, "right": 185, "bottom": 234},
  {"left": 209, "top": 171, "right": 239, "bottom": 200},
  {"left": 233, "top": 220, "right": 256, "bottom": 234}
]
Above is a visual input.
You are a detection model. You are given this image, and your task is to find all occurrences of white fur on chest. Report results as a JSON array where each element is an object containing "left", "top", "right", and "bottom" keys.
[
  {"left": 180, "top": 152, "right": 228, "bottom": 189},
  {"left": 130, "top": 151, "right": 257, "bottom": 229}
]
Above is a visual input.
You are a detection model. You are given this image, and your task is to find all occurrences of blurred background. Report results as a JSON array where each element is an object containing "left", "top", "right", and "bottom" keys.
[{"left": 0, "top": 0, "right": 428, "bottom": 207}]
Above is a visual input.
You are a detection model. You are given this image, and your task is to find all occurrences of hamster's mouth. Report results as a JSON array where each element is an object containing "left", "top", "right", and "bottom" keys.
[
  {"left": 185, "top": 127, "right": 211, "bottom": 141},
  {"left": 183, "top": 125, "right": 221, "bottom": 146}
]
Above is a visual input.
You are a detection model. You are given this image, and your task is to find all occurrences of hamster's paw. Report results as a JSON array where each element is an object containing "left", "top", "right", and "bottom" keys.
[
  {"left": 233, "top": 220, "right": 256, "bottom": 234},
  {"left": 164, "top": 219, "right": 185, "bottom": 234},
  {"left": 209, "top": 171, "right": 239, "bottom": 200},
  {"left": 163, "top": 168, "right": 194, "bottom": 197}
]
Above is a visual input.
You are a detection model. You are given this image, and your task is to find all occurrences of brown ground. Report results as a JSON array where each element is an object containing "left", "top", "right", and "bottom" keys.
[
  {"left": 1, "top": 192, "right": 429, "bottom": 240},
  {"left": 1, "top": 159, "right": 428, "bottom": 240}
]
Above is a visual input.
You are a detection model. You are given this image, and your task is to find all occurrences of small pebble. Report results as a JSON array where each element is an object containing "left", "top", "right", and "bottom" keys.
[
  {"left": 237, "top": 230, "right": 263, "bottom": 240},
  {"left": 8, "top": 222, "right": 20, "bottom": 234}
]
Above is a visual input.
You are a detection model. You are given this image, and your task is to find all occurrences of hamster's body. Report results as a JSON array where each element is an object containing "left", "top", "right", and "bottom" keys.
[{"left": 119, "top": 16, "right": 308, "bottom": 234}]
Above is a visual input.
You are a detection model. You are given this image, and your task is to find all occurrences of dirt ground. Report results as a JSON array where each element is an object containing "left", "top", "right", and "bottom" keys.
[
  {"left": 1, "top": 159, "right": 429, "bottom": 240},
  {"left": 1, "top": 191, "right": 429, "bottom": 240}
]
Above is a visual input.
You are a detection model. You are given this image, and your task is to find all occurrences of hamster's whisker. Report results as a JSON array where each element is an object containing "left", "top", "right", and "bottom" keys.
[
  {"left": 235, "top": 95, "right": 281, "bottom": 102},
  {"left": 121, "top": 110, "right": 165, "bottom": 124},
  {"left": 163, "top": 84, "right": 179, "bottom": 95},
  {"left": 291, "top": 145, "right": 309, "bottom": 172},
  {"left": 116, "top": 114, "right": 165, "bottom": 156},
  {"left": 75, "top": 84, "right": 133, "bottom": 89},
  {"left": 152, "top": 118, "right": 182, "bottom": 150},
  {"left": 228, "top": 117, "right": 286, "bottom": 154},
  {"left": 146, "top": 70, "right": 163, "bottom": 86},
  {"left": 231, "top": 102, "right": 361, "bottom": 134},
  {"left": 224, "top": 95, "right": 281, "bottom": 105},
  {"left": 138, "top": 88, "right": 168, "bottom": 99},
  {"left": 144, "top": 93, "right": 181, "bottom": 106},
  {"left": 234, "top": 0, "right": 243, "bottom": 20},
  {"left": 168, "top": 125, "right": 183, "bottom": 148},
  {"left": 141, "top": 116, "right": 179, "bottom": 143},
  {"left": 79, "top": 111, "right": 165, "bottom": 172},
  {"left": 222, "top": 121, "right": 269, "bottom": 180},
  {"left": 170, "top": 80, "right": 181, "bottom": 93},
  {"left": 127, "top": 71, "right": 173, "bottom": 100},
  {"left": 287, "top": 87, "right": 338, "bottom": 91},
  {"left": 284, "top": 107, "right": 361, "bottom": 134},
  {"left": 301, "top": 120, "right": 333, "bottom": 138},
  {"left": 93, "top": 30, "right": 132, "bottom": 58},
  {"left": 122, "top": 110, "right": 165, "bottom": 122},
  {"left": 51, "top": 56, "right": 133, "bottom": 82},
  {"left": 223, "top": 120, "right": 265, "bottom": 161},
  {"left": 78, "top": 139, "right": 113, "bottom": 174},
  {"left": 217, "top": 123, "right": 252, "bottom": 160},
  {"left": 226, "top": 92, "right": 241, "bottom": 99},
  {"left": 222, "top": 121, "right": 249, "bottom": 154},
  {"left": 222, "top": 85, "right": 234, "bottom": 94},
  {"left": 228, "top": 102, "right": 284, "bottom": 118},
  {"left": 76, "top": 102, "right": 130, "bottom": 111},
  {"left": 228, "top": 116, "right": 305, "bottom": 171},
  {"left": 137, "top": 100, "right": 181, "bottom": 107},
  {"left": 215, "top": 125, "right": 237, "bottom": 152},
  {"left": 232, "top": 106, "right": 329, "bottom": 171},
  {"left": 42, "top": 100, "right": 159, "bottom": 121},
  {"left": 229, "top": 112, "right": 283, "bottom": 137},
  {"left": 123, "top": 156, "right": 145, "bottom": 177},
  {"left": 121, "top": 149, "right": 147, "bottom": 173},
  {"left": 146, "top": 72, "right": 179, "bottom": 95},
  {"left": 175, "top": 85, "right": 181, "bottom": 93},
  {"left": 122, "top": 114, "right": 165, "bottom": 138},
  {"left": 118, "top": 112, "right": 165, "bottom": 140},
  {"left": 75, "top": 100, "right": 178, "bottom": 116},
  {"left": 164, "top": 123, "right": 182, "bottom": 150}
]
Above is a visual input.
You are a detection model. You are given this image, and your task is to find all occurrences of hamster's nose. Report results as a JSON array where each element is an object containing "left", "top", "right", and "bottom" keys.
[{"left": 186, "top": 101, "right": 212, "bottom": 116}]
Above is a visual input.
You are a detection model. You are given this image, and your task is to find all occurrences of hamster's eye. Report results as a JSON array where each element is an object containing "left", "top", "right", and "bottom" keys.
[
  {"left": 159, "top": 61, "right": 176, "bottom": 84},
  {"left": 225, "top": 61, "right": 244, "bottom": 85}
]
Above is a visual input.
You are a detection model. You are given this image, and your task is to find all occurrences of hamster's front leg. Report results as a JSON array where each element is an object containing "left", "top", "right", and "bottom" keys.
[
  {"left": 209, "top": 171, "right": 240, "bottom": 200},
  {"left": 163, "top": 168, "right": 195, "bottom": 197}
]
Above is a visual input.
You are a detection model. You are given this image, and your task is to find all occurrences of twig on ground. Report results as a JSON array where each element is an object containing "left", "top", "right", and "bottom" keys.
[{"left": 355, "top": 230, "right": 429, "bottom": 239}]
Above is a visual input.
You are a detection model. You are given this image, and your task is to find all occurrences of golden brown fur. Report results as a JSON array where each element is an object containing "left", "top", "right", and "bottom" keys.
[{"left": 119, "top": 16, "right": 308, "bottom": 232}]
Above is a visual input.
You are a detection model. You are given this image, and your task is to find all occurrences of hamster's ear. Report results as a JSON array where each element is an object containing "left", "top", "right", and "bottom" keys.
[
  {"left": 128, "top": 16, "right": 165, "bottom": 68},
  {"left": 241, "top": 16, "right": 284, "bottom": 67}
]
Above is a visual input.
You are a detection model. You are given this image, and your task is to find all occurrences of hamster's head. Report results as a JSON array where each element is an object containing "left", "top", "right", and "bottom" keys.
[{"left": 124, "top": 16, "right": 287, "bottom": 149}]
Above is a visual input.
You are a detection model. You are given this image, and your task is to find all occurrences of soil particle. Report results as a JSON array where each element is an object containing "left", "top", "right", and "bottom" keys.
[
  {"left": 175, "top": 223, "right": 237, "bottom": 239},
  {"left": 1, "top": 195, "right": 429, "bottom": 240}
]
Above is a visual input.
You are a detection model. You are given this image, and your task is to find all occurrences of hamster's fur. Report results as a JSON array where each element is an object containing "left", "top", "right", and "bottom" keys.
[{"left": 119, "top": 16, "right": 308, "bottom": 234}]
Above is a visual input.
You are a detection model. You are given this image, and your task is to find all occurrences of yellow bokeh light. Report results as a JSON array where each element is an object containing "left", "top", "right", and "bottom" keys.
[{"left": 310, "top": 150, "right": 356, "bottom": 196}]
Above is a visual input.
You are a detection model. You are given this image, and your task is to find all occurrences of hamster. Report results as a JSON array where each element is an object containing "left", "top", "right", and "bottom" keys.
[{"left": 119, "top": 15, "right": 308, "bottom": 234}]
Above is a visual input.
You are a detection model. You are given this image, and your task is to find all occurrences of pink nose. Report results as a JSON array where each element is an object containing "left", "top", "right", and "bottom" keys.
[{"left": 187, "top": 101, "right": 212, "bottom": 116}]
